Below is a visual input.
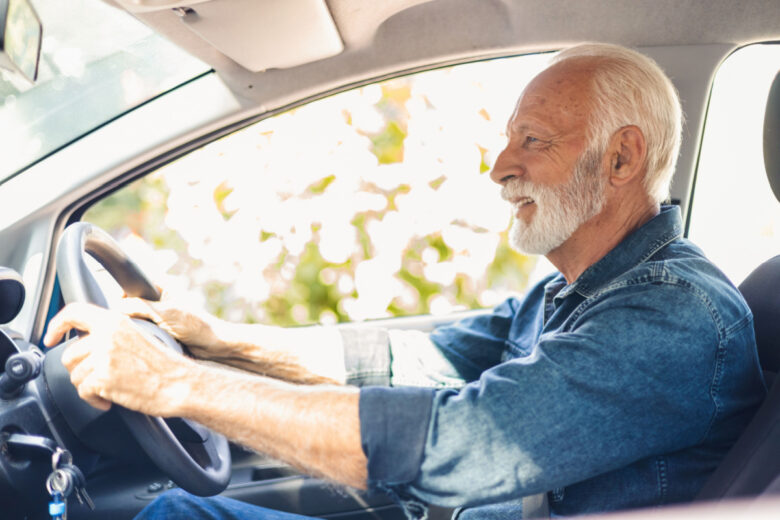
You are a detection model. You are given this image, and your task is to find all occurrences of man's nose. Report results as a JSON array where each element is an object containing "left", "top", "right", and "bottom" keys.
[{"left": 489, "top": 147, "right": 521, "bottom": 186}]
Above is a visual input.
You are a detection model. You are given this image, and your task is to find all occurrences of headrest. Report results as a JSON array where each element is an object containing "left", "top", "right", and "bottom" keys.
[{"left": 764, "top": 70, "right": 780, "bottom": 202}]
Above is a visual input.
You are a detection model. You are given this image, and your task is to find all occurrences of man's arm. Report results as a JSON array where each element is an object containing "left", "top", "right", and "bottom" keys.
[
  {"left": 118, "top": 297, "right": 346, "bottom": 385},
  {"left": 180, "top": 363, "right": 367, "bottom": 488},
  {"left": 118, "top": 296, "right": 477, "bottom": 390},
  {"left": 43, "top": 302, "right": 368, "bottom": 488}
]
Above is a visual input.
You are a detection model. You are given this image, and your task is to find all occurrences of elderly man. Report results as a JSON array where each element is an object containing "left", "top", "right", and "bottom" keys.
[{"left": 44, "top": 43, "right": 765, "bottom": 519}]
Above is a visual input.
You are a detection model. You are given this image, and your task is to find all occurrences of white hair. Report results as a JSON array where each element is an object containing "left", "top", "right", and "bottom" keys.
[{"left": 552, "top": 43, "right": 683, "bottom": 204}]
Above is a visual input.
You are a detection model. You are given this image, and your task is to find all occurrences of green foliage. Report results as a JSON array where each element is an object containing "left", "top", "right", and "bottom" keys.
[
  {"left": 428, "top": 233, "right": 453, "bottom": 262},
  {"left": 488, "top": 233, "right": 537, "bottom": 289},
  {"left": 84, "top": 175, "right": 185, "bottom": 253},
  {"left": 260, "top": 240, "right": 354, "bottom": 326},
  {"left": 350, "top": 213, "right": 374, "bottom": 259},
  {"left": 370, "top": 121, "right": 407, "bottom": 164},
  {"left": 478, "top": 146, "right": 492, "bottom": 174},
  {"left": 368, "top": 83, "right": 411, "bottom": 165},
  {"left": 306, "top": 175, "right": 336, "bottom": 195},
  {"left": 213, "top": 181, "right": 236, "bottom": 220}
]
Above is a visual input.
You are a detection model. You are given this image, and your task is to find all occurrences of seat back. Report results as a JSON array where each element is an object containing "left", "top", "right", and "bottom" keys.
[
  {"left": 694, "top": 246, "right": 780, "bottom": 502},
  {"left": 739, "top": 256, "right": 780, "bottom": 385},
  {"left": 695, "top": 374, "right": 780, "bottom": 499},
  {"left": 695, "top": 69, "right": 780, "bottom": 501}
]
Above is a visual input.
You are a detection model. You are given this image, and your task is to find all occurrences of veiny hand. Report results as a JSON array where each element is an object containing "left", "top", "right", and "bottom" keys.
[
  {"left": 115, "top": 296, "right": 231, "bottom": 360},
  {"left": 43, "top": 302, "right": 197, "bottom": 416}
]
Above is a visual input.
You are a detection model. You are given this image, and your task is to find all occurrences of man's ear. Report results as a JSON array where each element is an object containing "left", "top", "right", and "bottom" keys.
[{"left": 606, "top": 125, "right": 647, "bottom": 186}]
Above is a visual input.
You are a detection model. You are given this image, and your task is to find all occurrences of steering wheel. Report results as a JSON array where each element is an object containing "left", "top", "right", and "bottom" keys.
[{"left": 53, "top": 222, "right": 231, "bottom": 496}]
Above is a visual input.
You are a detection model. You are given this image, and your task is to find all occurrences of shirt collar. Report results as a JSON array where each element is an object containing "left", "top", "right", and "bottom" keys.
[{"left": 557, "top": 205, "right": 683, "bottom": 299}]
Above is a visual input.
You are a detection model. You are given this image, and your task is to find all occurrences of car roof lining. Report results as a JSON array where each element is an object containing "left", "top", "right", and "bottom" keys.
[{"left": 117, "top": 0, "right": 780, "bottom": 104}]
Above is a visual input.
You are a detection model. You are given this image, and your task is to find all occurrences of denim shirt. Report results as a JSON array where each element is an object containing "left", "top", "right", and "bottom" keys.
[{"left": 352, "top": 206, "right": 766, "bottom": 518}]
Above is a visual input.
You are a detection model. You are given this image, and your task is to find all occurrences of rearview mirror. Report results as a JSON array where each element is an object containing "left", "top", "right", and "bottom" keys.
[{"left": 0, "top": 0, "right": 42, "bottom": 82}]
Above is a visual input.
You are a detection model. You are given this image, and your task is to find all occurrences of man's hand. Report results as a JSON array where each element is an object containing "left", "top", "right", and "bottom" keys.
[
  {"left": 116, "top": 296, "right": 230, "bottom": 359},
  {"left": 43, "top": 302, "right": 197, "bottom": 416},
  {"left": 43, "top": 302, "right": 368, "bottom": 489}
]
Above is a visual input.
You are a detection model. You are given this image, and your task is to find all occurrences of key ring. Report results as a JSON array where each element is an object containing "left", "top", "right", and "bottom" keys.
[
  {"left": 45, "top": 472, "right": 58, "bottom": 496},
  {"left": 51, "top": 447, "right": 72, "bottom": 471}
]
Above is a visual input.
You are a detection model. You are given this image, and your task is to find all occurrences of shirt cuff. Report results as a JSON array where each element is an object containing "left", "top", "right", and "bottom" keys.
[
  {"left": 342, "top": 327, "right": 392, "bottom": 386},
  {"left": 388, "top": 329, "right": 468, "bottom": 389},
  {"left": 359, "top": 386, "right": 436, "bottom": 485}
]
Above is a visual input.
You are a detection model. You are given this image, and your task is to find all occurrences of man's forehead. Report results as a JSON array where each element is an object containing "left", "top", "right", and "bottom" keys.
[{"left": 510, "top": 62, "right": 595, "bottom": 129}]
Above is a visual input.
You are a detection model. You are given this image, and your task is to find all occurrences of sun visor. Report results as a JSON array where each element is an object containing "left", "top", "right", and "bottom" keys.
[{"left": 114, "top": 0, "right": 344, "bottom": 71}]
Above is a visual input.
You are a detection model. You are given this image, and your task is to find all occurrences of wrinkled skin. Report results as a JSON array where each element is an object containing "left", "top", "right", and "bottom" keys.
[
  {"left": 116, "top": 296, "right": 231, "bottom": 359},
  {"left": 45, "top": 302, "right": 196, "bottom": 415}
]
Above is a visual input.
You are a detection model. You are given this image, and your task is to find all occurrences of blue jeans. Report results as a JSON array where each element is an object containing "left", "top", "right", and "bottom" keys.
[{"left": 134, "top": 489, "right": 318, "bottom": 519}]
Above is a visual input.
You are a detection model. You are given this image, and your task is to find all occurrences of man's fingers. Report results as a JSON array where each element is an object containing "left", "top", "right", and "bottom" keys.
[
  {"left": 66, "top": 347, "right": 94, "bottom": 386},
  {"left": 43, "top": 302, "right": 102, "bottom": 347},
  {"left": 77, "top": 376, "right": 112, "bottom": 411},
  {"left": 60, "top": 338, "right": 92, "bottom": 369},
  {"left": 84, "top": 396, "right": 112, "bottom": 412},
  {"left": 61, "top": 340, "right": 112, "bottom": 411},
  {"left": 115, "top": 297, "right": 163, "bottom": 323}
]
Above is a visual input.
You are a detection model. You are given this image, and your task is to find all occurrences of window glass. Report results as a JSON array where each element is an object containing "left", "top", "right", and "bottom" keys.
[
  {"left": 0, "top": 0, "right": 208, "bottom": 181},
  {"left": 84, "top": 54, "right": 556, "bottom": 326},
  {"left": 688, "top": 44, "right": 780, "bottom": 285}
]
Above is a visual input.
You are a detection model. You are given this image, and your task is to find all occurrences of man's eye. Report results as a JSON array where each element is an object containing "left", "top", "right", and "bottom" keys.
[{"left": 523, "top": 136, "right": 542, "bottom": 147}]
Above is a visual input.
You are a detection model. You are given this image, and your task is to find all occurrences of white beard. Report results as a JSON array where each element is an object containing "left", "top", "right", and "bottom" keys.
[{"left": 503, "top": 146, "right": 607, "bottom": 255}]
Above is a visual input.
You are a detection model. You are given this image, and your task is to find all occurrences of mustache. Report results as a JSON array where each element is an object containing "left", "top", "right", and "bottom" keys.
[{"left": 501, "top": 178, "right": 547, "bottom": 201}]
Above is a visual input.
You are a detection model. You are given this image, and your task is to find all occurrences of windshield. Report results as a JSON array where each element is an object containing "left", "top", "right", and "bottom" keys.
[{"left": 0, "top": 0, "right": 209, "bottom": 182}]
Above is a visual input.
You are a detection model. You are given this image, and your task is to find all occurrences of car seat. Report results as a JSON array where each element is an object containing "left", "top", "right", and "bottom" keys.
[{"left": 695, "top": 69, "right": 780, "bottom": 500}]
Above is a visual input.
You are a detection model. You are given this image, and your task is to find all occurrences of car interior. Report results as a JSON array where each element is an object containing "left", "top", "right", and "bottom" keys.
[
  {"left": 0, "top": 0, "right": 779, "bottom": 519},
  {"left": 694, "top": 69, "right": 780, "bottom": 502}
]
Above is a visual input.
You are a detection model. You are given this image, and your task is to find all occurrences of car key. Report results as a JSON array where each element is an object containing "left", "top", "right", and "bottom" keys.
[
  {"left": 58, "top": 463, "right": 95, "bottom": 510},
  {"left": 47, "top": 448, "right": 95, "bottom": 512}
]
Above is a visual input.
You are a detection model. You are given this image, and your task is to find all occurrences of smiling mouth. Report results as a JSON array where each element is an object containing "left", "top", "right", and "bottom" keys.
[
  {"left": 508, "top": 196, "right": 536, "bottom": 218},
  {"left": 511, "top": 196, "right": 535, "bottom": 208}
]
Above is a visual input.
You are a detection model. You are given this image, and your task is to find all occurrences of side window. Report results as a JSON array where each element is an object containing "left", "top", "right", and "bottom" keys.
[
  {"left": 83, "top": 54, "right": 555, "bottom": 326},
  {"left": 688, "top": 44, "right": 780, "bottom": 284}
]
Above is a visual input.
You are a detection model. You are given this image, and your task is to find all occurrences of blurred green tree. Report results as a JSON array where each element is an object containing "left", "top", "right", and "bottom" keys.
[{"left": 84, "top": 56, "right": 550, "bottom": 326}]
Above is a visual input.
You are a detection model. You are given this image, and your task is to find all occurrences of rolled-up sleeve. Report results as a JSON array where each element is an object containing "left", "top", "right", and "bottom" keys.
[
  {"left": 342, "top": 327, "right": 392, "bottom": 386},
  {"left": 342, "top": 296, "right": 531, "bottom": 389},
  {"left": 360, "top": 386, "right": 436, "bottom": 485},
  {"left": 342, "top": 327, "right": 466, "bottom": 388}
]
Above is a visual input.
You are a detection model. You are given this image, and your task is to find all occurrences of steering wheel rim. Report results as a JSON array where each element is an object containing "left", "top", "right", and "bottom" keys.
[{"left": 55, "top": 222, "right": 231, "bottom": 497}]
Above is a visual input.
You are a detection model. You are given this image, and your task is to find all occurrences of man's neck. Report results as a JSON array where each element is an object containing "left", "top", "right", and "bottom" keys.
[{"left": 547, "top": 201, "right": 660, "bottom": 284}]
